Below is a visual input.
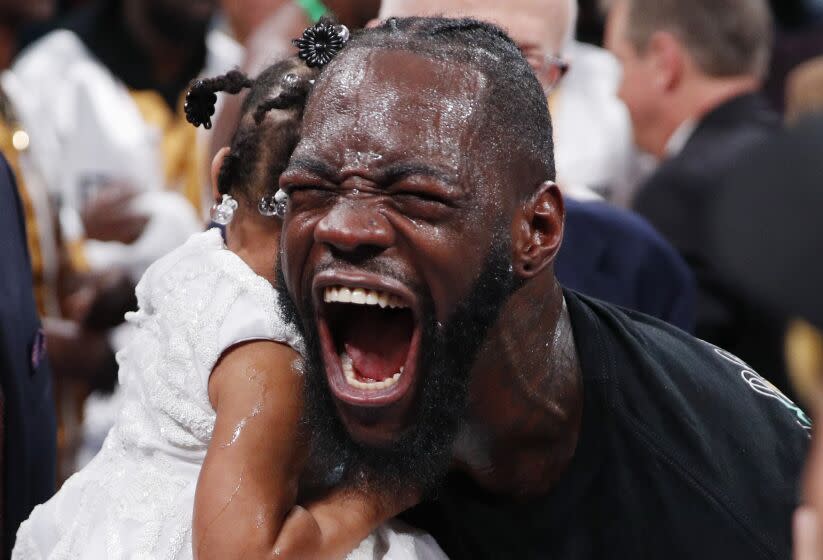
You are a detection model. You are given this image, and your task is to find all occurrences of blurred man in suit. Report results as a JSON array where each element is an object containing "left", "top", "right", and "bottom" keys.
[
  {"left": 0, "top": 154, "right": 56, "bottom": 558},
  {"left": 605, "top": 0, "right": 788, "bottom": 389}
]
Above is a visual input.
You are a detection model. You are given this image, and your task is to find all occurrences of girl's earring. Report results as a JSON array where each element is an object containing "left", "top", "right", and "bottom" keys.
[
  {"left": 258, "top": 189, "right": 288, "bottom": 219},
  {"left": 211, "top": 194, "right": 238, "bottom": 225}
]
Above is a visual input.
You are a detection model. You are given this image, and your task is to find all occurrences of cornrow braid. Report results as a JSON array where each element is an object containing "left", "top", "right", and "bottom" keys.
[
  {"left": 252, "top": 77, "right": 313, "bottom": 125},
  {"left": 184, "top": 69, "right": 254, "bottom": 129}
]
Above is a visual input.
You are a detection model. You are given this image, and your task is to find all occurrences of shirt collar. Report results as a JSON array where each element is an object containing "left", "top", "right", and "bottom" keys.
[{"left": 664, "top": 119, "right": 698, "bottom": 158}]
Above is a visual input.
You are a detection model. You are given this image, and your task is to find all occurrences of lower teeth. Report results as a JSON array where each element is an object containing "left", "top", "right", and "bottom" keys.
[{"left": 341, "top": 352, "right": 403, "bottom": 390}]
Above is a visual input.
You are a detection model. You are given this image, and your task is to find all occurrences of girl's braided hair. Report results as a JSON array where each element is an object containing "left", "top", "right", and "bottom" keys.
[
  {"left": 184, "top": 19, "right": 346, "bottom": 201},
  {"left": 185, "top": 57, "right": 317, "bottom": 201}
]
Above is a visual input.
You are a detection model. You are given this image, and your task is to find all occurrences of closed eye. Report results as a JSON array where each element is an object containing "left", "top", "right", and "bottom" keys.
[
  {"left": 283, "top": 183, "right": 330, "bottom": 194},
  {"left": 393, "top": 190, "right": 451, "bottom": 206},
  {"left": 389, "top": 188, "right": 457, "bottom": 222},
  {"left": 283, "top": 184, "right": 339, "bottom": 209}
]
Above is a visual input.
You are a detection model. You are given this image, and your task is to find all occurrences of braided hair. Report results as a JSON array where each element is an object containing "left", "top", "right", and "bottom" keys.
[
  {"left": 185, "top": 58, "right": 318, "bottom": 201},
  {"left": 186, "top": 16, "right": 554, "bottom": 202}
]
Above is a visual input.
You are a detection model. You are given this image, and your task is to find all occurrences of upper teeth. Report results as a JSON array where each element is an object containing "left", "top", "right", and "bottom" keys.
[{"left": 324, "top": 286, "right": 407, "bottom": 309}]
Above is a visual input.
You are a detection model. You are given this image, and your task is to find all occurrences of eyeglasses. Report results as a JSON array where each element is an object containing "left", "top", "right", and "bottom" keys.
[{"left": 524, "top": 53, "right": 571, "bottom": 93}]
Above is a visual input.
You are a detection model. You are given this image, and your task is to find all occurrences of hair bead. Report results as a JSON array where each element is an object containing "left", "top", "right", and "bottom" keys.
[
  {"left": 184, "top": 70, "right": 254, "bottom": 129},
  {"left": 184, "top": 81, "right": 218, "bottom": 129}
]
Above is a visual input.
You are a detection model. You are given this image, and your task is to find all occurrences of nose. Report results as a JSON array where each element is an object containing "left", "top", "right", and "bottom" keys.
[{"left": 314, "top": 198, "right": 396, "bottom": 254}]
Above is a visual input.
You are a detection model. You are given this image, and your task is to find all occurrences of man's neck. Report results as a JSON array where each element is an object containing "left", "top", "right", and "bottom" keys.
[
  {"left": 453, "top": 278, "right": 584, "bottom": 498},
  {"left": 654, "top": 76, "right": 761, "bottom": 160}
]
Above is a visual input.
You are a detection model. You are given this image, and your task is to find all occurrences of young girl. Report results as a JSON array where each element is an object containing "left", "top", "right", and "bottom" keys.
[{"left": 13, "top": 56, "right": 446, "bottom": 560}]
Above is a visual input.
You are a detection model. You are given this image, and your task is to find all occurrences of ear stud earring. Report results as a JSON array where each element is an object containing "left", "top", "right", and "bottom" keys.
[{"left": 211, "top": 194, "right": 238, "bottom": 225}]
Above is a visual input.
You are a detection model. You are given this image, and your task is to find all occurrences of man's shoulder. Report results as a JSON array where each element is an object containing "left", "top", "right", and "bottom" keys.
[
  {"left": 568, "top": 291, "right": 806, "bottom": 557},
  {"left": 563, "top": 199, "right": 687, "bottom": 276},
  {"left": 571, "top": 290, "right": 809, "bottom": 434},
  {"left": 559, "top": 200, "right": 695, "bottom": 330},
  {"left": 642, "top": 95, "right": 779, "bottom": 197},
  {"left": 565, "top": 199, "right": 664, "bottom": 244}
]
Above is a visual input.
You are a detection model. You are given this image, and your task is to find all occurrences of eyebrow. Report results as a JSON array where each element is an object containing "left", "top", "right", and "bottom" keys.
[{"left": 285, "top": 157, "right": 338, "bottom": 179}]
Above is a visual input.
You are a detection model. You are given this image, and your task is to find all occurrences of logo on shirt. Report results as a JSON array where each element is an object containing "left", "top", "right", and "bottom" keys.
[{"left": 713, "top": 346, "right": 812, "bottom": 432}]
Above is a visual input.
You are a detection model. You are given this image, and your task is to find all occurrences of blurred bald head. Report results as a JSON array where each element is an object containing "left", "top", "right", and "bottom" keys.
[
  {"left": 0, "top": 0, "right": 54, "bottom": 24},
  {"left": 378, "top": 0, "right": 577, "bottom": 55}
]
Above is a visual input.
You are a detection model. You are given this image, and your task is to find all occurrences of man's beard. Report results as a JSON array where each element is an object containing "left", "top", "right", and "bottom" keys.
[{"left": 276, "top": 235, "right": 518, "bottom": 496}]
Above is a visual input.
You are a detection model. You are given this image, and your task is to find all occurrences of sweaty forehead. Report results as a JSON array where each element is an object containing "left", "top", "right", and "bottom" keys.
[{"left": 296, "top": 48, "right": 489, "bottom": 173}]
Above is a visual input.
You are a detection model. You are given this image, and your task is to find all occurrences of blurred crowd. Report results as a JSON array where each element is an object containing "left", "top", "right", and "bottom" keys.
[{"left": 1, "top": 0, "right": 822, "bottom": 557}]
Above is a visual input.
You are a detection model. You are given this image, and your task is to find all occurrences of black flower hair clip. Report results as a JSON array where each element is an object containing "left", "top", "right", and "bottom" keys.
[
  {"left": 184, "top": 80, "right": 218, "bottom": 129},
  {"left": 292, "top": 20, "right": 350, "bottom": 68}
]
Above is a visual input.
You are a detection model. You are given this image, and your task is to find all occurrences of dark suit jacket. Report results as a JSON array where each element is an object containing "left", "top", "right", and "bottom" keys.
[
  {"left": 0, "top": 156, "right": 56, "bottom": 558},
  {"left": 557, "top": 199, "right": 696, "bottom": 333},
  {"left": 633, "top": 93, "right": 789, "bottom": 392}
]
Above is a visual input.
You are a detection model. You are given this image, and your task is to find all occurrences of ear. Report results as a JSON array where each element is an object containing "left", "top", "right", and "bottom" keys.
[
  {"left": 511, "top": 181, "right": 565, "bottom": 279},
  {"left": 365, "top": 18, "right": 380, "bottom": 28},
  {"left": 647, "top": 30, "right": 685, "bottom": 92},
  {"left": 210, "top": 146, "right": 231, "bottom": 201}
]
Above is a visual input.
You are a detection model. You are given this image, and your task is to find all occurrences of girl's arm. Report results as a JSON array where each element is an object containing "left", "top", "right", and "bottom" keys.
[
  {"left": 193, "top": 340, "right": 409, "bottom": 560},
  {"left": 193, "top": 340, "right": 305, "bottom": 559}
]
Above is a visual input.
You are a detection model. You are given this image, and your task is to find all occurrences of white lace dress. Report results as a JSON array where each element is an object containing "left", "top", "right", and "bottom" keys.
[{"left": 13, "top": 229, "right": 447, "bottom": 560}]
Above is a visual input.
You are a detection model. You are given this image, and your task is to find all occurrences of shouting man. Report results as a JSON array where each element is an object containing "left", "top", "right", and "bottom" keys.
[{"left": 277, "top": 17, "right": 807, "bottom": 559}]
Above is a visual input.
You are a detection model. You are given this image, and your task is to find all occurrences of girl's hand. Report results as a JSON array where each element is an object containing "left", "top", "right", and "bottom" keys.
[
  {"left": 272, "top": 485, "right": 422, "bottom": 560},
  {"left": 271, "top": 506, "right": 325, "bottom": 560}
]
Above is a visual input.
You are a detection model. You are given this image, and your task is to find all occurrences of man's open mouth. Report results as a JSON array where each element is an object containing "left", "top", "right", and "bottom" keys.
[{"left": 314, "top": 274, "right": 422, "bottom": 408}]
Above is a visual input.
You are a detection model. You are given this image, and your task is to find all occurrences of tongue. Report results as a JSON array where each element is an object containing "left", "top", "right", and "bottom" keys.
[{"left": 343, "top": 308, "right": 412, "bottom": 381}]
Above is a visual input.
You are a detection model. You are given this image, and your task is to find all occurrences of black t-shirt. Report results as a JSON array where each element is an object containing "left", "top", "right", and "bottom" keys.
[{"left": 404, "top": 290, "right": 809, "bottom": 559}]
